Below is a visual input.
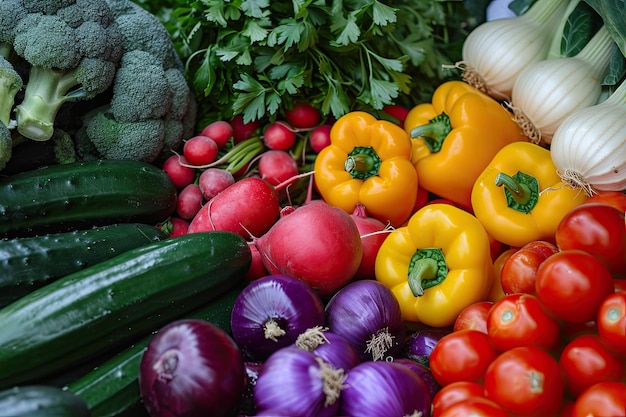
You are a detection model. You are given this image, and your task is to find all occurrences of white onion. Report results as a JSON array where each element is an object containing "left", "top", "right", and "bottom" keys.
[
  {"left": 510, "top": 26, "right": 614, "bottom": 145},
  {"left": 459, "top": 0, "right": 570, "bottom": 100},
  {"left": 550, "top": 80, "right": 626, "bottom": 196}
]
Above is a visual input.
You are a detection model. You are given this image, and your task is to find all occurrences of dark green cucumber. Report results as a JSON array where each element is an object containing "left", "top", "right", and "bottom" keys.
[
  {"left": 0, "top": 231, "right": 251, "bottom": 389},
  {"left": 0, "top": 385, "right": 90, "bottom": 417},
  {"left": 0, "top": 223, "right": 167, "bottom": 308},
  {"left": 0, "top": 159, "right": 177, "bottom": 238},
  {"left": 65, "top": 284, "right": 244, "bottom": 417}
]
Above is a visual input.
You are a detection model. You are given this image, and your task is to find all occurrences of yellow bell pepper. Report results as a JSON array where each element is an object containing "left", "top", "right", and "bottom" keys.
[
  {"left": 375, "top": 203, "right": 494, "bottom": 327},
  {"left": 471, "top": 141, "right": 588, "bottom": 248},
  {"left": 404, "top": 81, "right": 527, "bottom": 211},
  {"left": 313, "top": 111, "right": 418, "bottom": 227}
]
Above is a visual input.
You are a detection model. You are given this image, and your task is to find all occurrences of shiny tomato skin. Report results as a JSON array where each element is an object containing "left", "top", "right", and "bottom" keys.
[
  {"left": 559, "top": 334, "right": 626, "bottom": 397},
  {"left": 429, "top": 329, "right": 499, "bottom": 387},
  {"left": 487, "top": 293, "right": 561, "bottom": 353},
  {"left": 500, "top": 240, "right": 559, "bottom": 295},
  {"left": 535, "top": 250, "right": 615, "bottom": 323},
  {"left": 572, "top": 381, "right": 626, "bottom": 417},
  {"left": 484, "top": 346, "right": 565, "bottom": 417},
  {"left": 453, "top": 301, "right": 493, "bottom": 333},
  {"left": 555, "top": 203, "right": 626, "bottom": 275},
  {"left": 490, "top": 248, "right": 516, "bottom": 302},
  {"left": 431, "top": 381, "right": 485, "bottom": 417},
  {"left": 438, "top": 397, "right": 509, "bottom": 417},
  {"left": 597, "top": 291, "right": 626, "bottom": 355},
  {"left": 586, "top": 190, "right": 626, "bottom": 213}
]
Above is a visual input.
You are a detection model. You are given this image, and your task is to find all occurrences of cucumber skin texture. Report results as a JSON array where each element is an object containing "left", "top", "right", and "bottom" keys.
[
  {"left": 66, "top": 285, "right": 243, "bottom": 417},
  {"left": 0, "top": 223, "right": 168, "bottom": 308},
  {"left": 0, "top": 385, "right": 90, "bottom": 417},
  {"left": 0, "top": 159, "right": 178, "bottom": 238},
  {"left": 0, "top": 231, "right": 251, "bottom": 389}
]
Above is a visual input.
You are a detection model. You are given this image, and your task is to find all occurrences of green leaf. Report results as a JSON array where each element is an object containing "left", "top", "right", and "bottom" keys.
[
  {"left": 560, "top": 2, "right": 603, "bottom": 57},
  {"left": 242, "top": 19, "right": 270, "bottom": 43},
  {"left": 241, "top": 0, "right": 270, "bottom": 19},
  {"left": 371, "top": 1, "right": 398, "bottom": 26},
  {"left": 369, "top": 51, "right": 404, "bottom": 73},
  {"left": 366, "top": 78, "right": 399, "bottom": 109},
  {"left": 334, "top": 13, "right": 360, "bottom": 46},
  {"left": 583, "top": 0, "right": 626, "bottom": 58}
]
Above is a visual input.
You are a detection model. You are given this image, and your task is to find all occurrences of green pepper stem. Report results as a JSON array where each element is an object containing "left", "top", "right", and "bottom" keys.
[
  {"left": 345, "top": 146, "right": 381, "bottom": 180},
  {"left": 495, "top": 172, "right": 531, "bottom": 206},
  {"left": 409, "top": 112, "right": 452, "bottom": 153},
  {"left": 408, "top": 258, "right": 439, "bottom": 297}
]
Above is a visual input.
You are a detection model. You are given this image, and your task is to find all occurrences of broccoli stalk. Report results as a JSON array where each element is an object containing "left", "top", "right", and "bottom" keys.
[{"left": 0, "top": 56, "right": 22, "bottom": 127}]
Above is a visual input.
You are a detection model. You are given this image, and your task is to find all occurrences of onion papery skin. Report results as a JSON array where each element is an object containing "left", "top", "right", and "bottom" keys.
[
  {"left": 325, "top": 280, "right": 406, "bottom": 362},
  {"left": 253, "top": 346, "right": 344, "bottom": 417},
  {"left": 231, "top": 274, "right": 326, "bottom": 361},
  {"left": 550, "top": 92, "right": 626, "bottom": 193},
  {"left": 339, "top": 361, "right": 432, "bottom": 417},
  {"left": 391, "top": 357, "right": 441, "bottom": 399},
  {"left": 138, "top": 319, "right": 245, "bottom": 417},
  {"left": 297, "top": 329, "right": 361, "bottom": 371}
]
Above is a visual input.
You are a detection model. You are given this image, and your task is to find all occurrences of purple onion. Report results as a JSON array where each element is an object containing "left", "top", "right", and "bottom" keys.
[
  {"left": 339, "top": 360, "right": 431, "bottom": 417},
  {"left": 138, "top": 319, "right": 244, "bottom": 417},
  {"left": 325, "top": 280, "right": 406, "bottom": 361},
  {"left": 391, "top": 357, "right": 441, "bottom": 399},
  {"left": 295, "top": 327, "right": 360, "bottom": 370},
  {"left": 404, "top": 325, "right": 453, "bottom": 368},
  {"left": 231, "top": 274, "right": 326, "bottom": 360},
  {"left": 254, "top": 346, "right": 345, "bottom": 417}
]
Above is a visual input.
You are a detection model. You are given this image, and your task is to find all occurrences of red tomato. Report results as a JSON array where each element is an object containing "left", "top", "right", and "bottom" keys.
[
  {"left": 559, "top": 333, "right": 625, "bottom": 397},
  {"left": 555, "top": 203, "right": 626, "bottom": 276},
  {"left": 500, "top": 240, "right": 559, "bottom": 295},
  {"left": 486, "top": 293, "right": 561, "bottom": 353},
  {"left": 453, "top": 301, "right": 493, "bottom": 333},
  {"left": 572, "top": 381, "right": 626, "bottom": 417},
  {"left": 438, "top": 397, "right": 509, "bottom": 417},
  {"left": 597, "top": 291, "right": 626, "bottom": 355},
  {"left": 431, "top": 381, "right": 485, "bottom": 417},
  {"left": 490, "top": 247, "right": 516, "bottom": 302},
  {"left": 586, "top": 190, "right": 626, "bottom": 212},
  {"left": 535, "top": 250, "right": 615, "bottom": 323},
  {"left": 429, "top": 329, "right": 499, "bottom": 387},
  {"left": 484, "top": 346, "right": 565, "bottom": 417}
]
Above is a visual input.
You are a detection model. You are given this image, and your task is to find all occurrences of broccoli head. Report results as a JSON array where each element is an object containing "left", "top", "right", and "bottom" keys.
[
  {"left": 6, "top": 0, "right": 124, "bottom": 141},
  {"left": 0, "top": 56, "right": 23, "bottom": 127}
]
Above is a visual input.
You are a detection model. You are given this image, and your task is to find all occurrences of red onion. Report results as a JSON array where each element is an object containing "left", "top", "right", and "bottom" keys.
[
  {"left": 236, "top": 361, "right": 264, "bottom": 417},
  {"left": 391, "top": 357, "right": 441, "bottom": 399},
  {"left": 295, "top": 326, "right": 360, "bottom": 370},
  {"left": 325, "top": 280, "right": 406, "bottom": 361},
  {"left": 231, "top": 274, "right": 326, "bottom": 360},
  {"left": 404, "top": 325, "right": 453, "bottom": 368},
  {"left": 138, "top": 319, "right": 244, "bottom": 417},
  {"left": 339, "top": 361, "right": 432, "bottom": 417},
  {"left": 254, "top": 346, "right": 345, "bottom": 417}
]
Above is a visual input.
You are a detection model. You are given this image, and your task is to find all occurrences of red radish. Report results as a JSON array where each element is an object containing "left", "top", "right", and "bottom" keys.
[
  {"left": 230, "top": 114, "right": 259, "bottom": 144},
  {"left": 383, "top": 104, "right": 409, "bottom": 126},
  {"left": 350, "top": 204, "right": 389, "bottom": 280},
  {"left": 257, "top": 150, "right": 299, "bottom": 186},
  {"left": 309, "top": 124, "right": 332, "bottom": 153},
  {"left": 199, "top": 120, "right": 234, "bottom": 149},
  {"left": 183, "top": 135, "right": 219, "bottom": 166},
  {"left": 285, "top": 102, "right": 321, "bottom": 129},
  {"left": 245, "top": 242, "right": 269, "bottom": 281},
  {"left": 176, "top": 183, "right": 204, "bottom": 220},
  {"left": 198, "top": 168, "right": 235, "bottom": 200},
  {"left": 158, "top": 216, "right": 190, "bottom": 238},
  {"left": 263, "top": 122, "right": 296, "bottom": 150},
  {"left": 162, "top": 155, "right": 196, "bottom": 189},
  {"left": 188, "top": 177, "right": 280, "bottom": 239},
  {"left": 254, "top": 200, "right": 363, "bottom": 297}
]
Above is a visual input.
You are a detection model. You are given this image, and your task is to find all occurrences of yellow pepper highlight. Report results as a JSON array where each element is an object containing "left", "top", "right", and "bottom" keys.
[
  {"left": 375, "top": 203, "right": 493, "bottom": 327},
  {"left": 471, "top": 141, "right": 588, "bottom": 248},
  {"left": 313, "top": 111, "right": 418, "bottom": 227},
  {"left": 404, "top": 81, "right": 527, "bottom": 211}
]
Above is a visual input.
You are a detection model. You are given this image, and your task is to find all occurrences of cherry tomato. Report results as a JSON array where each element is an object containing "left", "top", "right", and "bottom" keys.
[
  {"left": 586, "top": 190, "right": 626, "bottom": 212},
  {"left": 429, "top": 329, "right": 499, "bottom": 387},
  {"left": 500, "top": 240, "right": 559, "bottom": 295},
  {"left": 438, "top": 397, "right": 509, "bottom": 417},
  {"left": 486, "top": 293, "right": 561, "bottom": 353},
  {"left": 431, "top": 381, "right": 485, "bottom": 417},
  {"left": 559, "top": 333, "right": 625, "bottom": 397},
  {"left": 556, "top": 203, "right": 626, "bottom": 276},
  {"left": 453, "top": 301, "right": 493, "bottom": 333},
  {"left": 489, "top": 247, "right": 516, "bottom": 302},
  {"left": 572, "top": 381, "right": 626, "bottom": 417},
  {"left": 535, "top": 250, "right": 615, "bottom": 323},
  {"left": 597, "top": 291, "right": 626, "bottom": 355},
  {"left": 484, "top": 346, "right": 565, "bottom": 417}
]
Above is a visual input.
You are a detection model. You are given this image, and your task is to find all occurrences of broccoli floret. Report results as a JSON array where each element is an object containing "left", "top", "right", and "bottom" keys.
[
  {"left": 0, "top": 121, "right": 11, "bottom": 171},
  {"left": 0, "top": 56, "right": 23, "bottom": 127},
  {"left": 6, "top": 0, "right": 123, "bottom": 141},
  {"left": 51, "top": 127, "right": 77, "bottom": 164}
]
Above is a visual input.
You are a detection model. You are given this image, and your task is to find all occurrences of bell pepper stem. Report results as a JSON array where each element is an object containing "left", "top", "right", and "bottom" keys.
[
  {"left": 345, "top": 146, "right": 381, "bottom": 180},
  {"left": 494, "top": 171, "right": 539, "bottom": 214},
  {"left": 409, "top": 112, "right": 452, "bottom": 153},
  {"left": 408, "top": 258, "right": 439, "bottom": 297}
]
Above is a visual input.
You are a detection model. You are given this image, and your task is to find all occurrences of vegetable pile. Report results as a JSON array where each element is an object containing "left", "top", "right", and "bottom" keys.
[{"left": 0, "top": 0, "right": 625, "bottom": 416}]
